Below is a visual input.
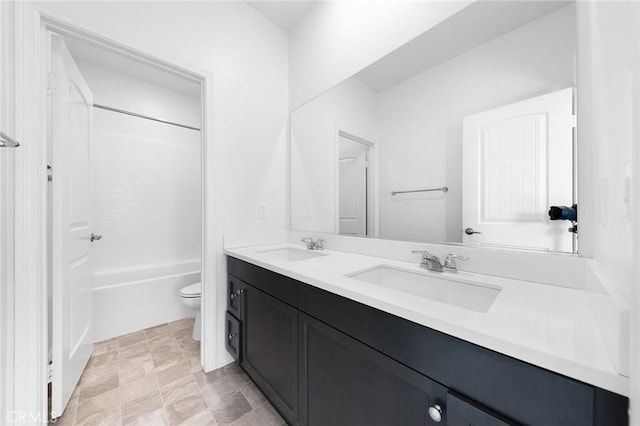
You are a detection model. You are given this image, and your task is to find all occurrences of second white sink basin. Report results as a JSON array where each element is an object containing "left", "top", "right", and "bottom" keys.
[
  {"left": 347, "top": 266, "right": 501, "bottom": 313},
  {"left": 258, "top": 247, "right": 328, "bottom": 262}
]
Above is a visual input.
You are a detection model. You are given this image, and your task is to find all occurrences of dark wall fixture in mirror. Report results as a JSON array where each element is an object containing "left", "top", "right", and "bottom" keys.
[{"left": 290, "top": 1, "right": 578, "bottom": 253}]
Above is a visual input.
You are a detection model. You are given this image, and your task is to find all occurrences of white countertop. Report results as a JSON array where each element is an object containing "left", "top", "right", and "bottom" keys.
[{"left": 225, "top": 243, "right": 628, "bottom": 396}]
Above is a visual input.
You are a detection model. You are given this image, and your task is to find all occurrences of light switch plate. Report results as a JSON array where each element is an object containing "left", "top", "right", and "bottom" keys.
[{"left": 259, "top": 204, "right": 268, "bottom": 219}]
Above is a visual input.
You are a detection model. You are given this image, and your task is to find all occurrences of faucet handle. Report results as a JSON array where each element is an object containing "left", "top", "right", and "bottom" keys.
[
  {"left": 301, "top": 237, "right": 315, "bottom": 249},
  {"left": 444, "top": 253, "right": 468, "bottom": 270},
  {"left": 316, "top": 239, "right": 325, "bottom": 250}
]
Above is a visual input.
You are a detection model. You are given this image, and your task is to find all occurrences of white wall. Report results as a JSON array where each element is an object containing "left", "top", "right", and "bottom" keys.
[
  {"left": 291, "top": 77, "right": 378, "bottom": 233},
  {"left": 576, "top": 2, "right": 636, "bottom": 304},
  {"left": 378, "top": 5, "right": 576, "bottom": 242},
  {"left": 74, "top": 60, "right": 201, "bottom": 129},
  {"left": 32, "top": 1, "right": 289, "bottom": 368},
  {"left": 289, "top": 1, "right": 472, "bottom": 109}
]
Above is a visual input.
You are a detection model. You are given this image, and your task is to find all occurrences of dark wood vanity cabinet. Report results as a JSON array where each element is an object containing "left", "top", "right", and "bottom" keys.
[
  {"left": 226, "top": 260, "right": 299, "bottom": 424},
  {"left": 226, "top": 256, "right": 628, "bottom": 426},
  {"left": 299, "top": 313, "right": 449, "bottom": 425}
]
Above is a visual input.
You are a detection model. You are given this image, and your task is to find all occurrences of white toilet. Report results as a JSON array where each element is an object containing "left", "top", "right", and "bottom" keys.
[{"left": 179, "top": 283, "right": 201, "bottom": 341}]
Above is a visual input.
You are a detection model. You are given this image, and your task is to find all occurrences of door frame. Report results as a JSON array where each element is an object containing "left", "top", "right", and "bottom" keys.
[
  {"left": 333, "top": 129, "right": 378, "bottom": 238},
  {"left": 14, "top": 8, "right": 217, "bottom": 424}
]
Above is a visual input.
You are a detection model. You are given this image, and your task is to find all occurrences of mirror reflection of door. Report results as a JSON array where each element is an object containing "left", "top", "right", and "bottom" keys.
[
  {"left": 462, "top": 87, "right": 574, "bottom": 252},
  {"left": 338, "top": 135, "right": 370, "bottom": 236}
]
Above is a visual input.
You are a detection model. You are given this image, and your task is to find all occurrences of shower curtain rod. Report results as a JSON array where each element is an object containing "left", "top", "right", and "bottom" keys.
[{"left": 93, "top": 103, "right": 201, "bottom": 131}]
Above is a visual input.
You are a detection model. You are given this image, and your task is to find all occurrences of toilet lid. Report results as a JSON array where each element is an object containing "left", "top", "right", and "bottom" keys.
[{"left": 180, "top": 283, "right": 201, "bottom": 298}]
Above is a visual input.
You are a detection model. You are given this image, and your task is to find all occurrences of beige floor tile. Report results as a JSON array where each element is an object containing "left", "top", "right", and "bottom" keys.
[
  {"left": 160, "top": 375, "right": 200, "bottom": 406},
  {"left": 124, "top": 408, "right": 168, "bottom": 426},
  {"left": 225, "top": 371, "right": 250, "bottom": 389},
  {"left": 78, "top": 372, "right": 119, "bottom": 403},
  {"left": 164, "top": 392, "right": 208, "bottom": 425},
  {"left": 75, "top": 388, "right": 120, "bottom": 425},
  {"left": 120, "top": 358, "right": 155, "bottom": 386},
  {"left": 121, "top": 391, "right": 163, "bottom": 425},
  {"left": 87, "top": 350, "right": 119, "bottom": 370},
  {"left": 81, "top": 360, "right": 119, "bottom": 386},
  {"left": 193, "top": 368, "right": 226, "bottom": 389},
  {"left": 200, "top": 376, "right": 239, "bottom": 409},
  {"left": 144, "top": 323, "right": 172, "bottom": 339},
  {"left": 119, "top": 331, "right": 147, "bottom": 348},
  {"left": 75, "top": 408, "right": 121, "bottom": 426},
  {"left": 210, "top": 392, "right": 252, "bottom": 425},
  {"left": 178, "top": 409, "right": 218, "bottom": 426},
  {"left": 178, "top": 336, "right": 200, "bottom": 354},
  {"left": 152, "top": 348, "right": 184, "bottom": 371},
  {"left": 173, "top": 327, "right": 195, "bottom": 340},
  {"left": 93, "top": 338, "right": 119, "bottom": 356},
  {"left": 183, "top": 352, "right": 202, "bottom": 372},
  {"left": 229, "top": 411, "right": 265, "bottom": 426},
  {"left": 119, "top": 342, "right": 150, "bottom": 363},
  {"left": 61, "top": 322, "right": 281, "bottom": 426},
  {"left": 120, "top": 374, "right": 159, "bottom": 404},
  {"left": 156, "top": 362, "right": 191, "bottom": 387},
  {"left": 238, "top": 382, "right": 265, "bottom": 409},
  {"left": 254, "top": 402, "right": 285, "bottom": 426}
]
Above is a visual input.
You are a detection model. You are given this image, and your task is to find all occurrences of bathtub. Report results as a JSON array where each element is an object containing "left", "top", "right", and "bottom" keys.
[{"left": 92, "top": 259, "right": 201, "bottom": 341}]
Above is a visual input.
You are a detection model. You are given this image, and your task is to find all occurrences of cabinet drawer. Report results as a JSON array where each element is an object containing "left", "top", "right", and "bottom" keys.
[
  {"left": 226, "top": 312, "right": 241, "bottom": 362},
  {"left": 228, "top": 275, "right": 245, "bottom": 318},
  {"left": 447, "top": 392, "right": 519, "bottom": 426}
]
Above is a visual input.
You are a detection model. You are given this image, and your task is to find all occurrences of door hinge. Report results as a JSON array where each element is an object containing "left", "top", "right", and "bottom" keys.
[
  {"left": 48, "top": 362, "right": 54, "bottom": 383},
  {"left": 571, "top": 115, "right": 577, "bottom": 128},
  {"left": 47, "top": 165, "right": 53, "bottom": 182},
  {"left": 47, "top": 73, "right": 59, "bottom": 91}
]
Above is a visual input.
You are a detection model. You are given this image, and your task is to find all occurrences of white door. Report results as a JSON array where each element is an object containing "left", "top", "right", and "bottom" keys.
[
  {"left": 50, "top": 34, "right": 96, "bottom": 418},
  {"left": 0, "top": 0, "right": 17, "bottom": 419},
  {"left": 338, "top": 137, "right": 368, "bottom": 236},
  {"left": 462, "top": 88, "right": 574, "bottom": 252}
]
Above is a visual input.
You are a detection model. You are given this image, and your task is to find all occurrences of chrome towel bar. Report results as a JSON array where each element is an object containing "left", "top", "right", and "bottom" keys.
[
  {"left": 0, "top": 131, "right": 20, "bottom": 148},
  {"left": 391, "top": 186, "right": 448, "bottom": 196}
]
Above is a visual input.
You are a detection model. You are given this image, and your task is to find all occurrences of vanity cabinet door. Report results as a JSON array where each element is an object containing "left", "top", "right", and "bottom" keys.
[
  {"left": 299, "top": 313, "right": 448, "bottom": 426},
  {"left": 241, "top": 284, "right": 298, "bottom": 425}
]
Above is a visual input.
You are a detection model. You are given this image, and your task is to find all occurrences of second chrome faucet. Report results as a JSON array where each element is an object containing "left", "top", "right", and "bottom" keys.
[
  {"left": 412, "top": 250, "right": 468, "bottom": 273},
  {"left": 301, "top": 237, "right": 325, "bottom": 251}
]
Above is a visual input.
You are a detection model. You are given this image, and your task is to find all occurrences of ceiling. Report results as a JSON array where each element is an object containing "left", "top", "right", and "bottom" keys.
[
  {"left": 355, "top": 1, "right": 572, "bottom": 92},
  {"left": 246, "top": 1, "right": 318, "bottom": 31}
]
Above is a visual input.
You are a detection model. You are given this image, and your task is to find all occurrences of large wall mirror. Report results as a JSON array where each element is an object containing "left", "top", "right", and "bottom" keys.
[{"left": 290, "top": 1, "right": 579, "bottom": 253}]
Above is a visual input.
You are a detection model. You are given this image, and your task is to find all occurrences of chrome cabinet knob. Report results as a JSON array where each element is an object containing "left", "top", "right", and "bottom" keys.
[
  {"left": 228, "top": 333, "right": 236, "bottom": 341},
  {"left": 464, "top": 227, "right": 482, "bottom": 235},
  {"left": 90, "top": 233, "right": 103, "bottom": 242},
  {"left": 428, "top": 404, "right": 443, "bottom": 422}
]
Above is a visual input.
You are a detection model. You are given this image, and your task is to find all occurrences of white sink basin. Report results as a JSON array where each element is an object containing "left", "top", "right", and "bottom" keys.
[
  {"left": 347, "top": 266, "right": 501, "bottom": 313},
  {"left": 258, "top": 247, "right": 328, "bottom": 262}
]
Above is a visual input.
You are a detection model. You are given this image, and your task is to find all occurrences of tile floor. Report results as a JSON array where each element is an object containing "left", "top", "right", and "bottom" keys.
[{"left": 53, "top": 318, "right": 285, "bottom": 426}]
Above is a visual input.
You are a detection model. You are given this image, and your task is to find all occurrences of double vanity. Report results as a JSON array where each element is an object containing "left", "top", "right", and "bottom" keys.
[{"left": 224, "top": 240, "right": 628, "bottom": 425}]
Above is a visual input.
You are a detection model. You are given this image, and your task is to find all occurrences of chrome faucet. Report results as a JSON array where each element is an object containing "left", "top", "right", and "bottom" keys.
[
  {"left": 412, "top": 250, "right": 468, "bottom": 272},
  {"left": 412, "top": 250, "right": 444, "bottom": 272},
  {"left": 443, "top": 253, "right": 468, "bottom": 273},
  {"left": 301, "top": 237, "right": 325, "bottom": 250}
]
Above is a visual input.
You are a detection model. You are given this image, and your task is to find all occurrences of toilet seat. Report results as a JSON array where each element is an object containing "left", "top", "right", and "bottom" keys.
[{"left": 180, "top": 282, "right": 201, "bottom": 298}]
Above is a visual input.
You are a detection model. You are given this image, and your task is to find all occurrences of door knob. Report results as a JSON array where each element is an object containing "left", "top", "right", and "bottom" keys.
[
  {"left": 428, "top": 404, "right": 443, "bottom": 422},
  {"left": 464, "top": 227, "right": 482, "bottom": 235},
  {"left": 90, "top": 233, "right": 103, "bottom": 242}
]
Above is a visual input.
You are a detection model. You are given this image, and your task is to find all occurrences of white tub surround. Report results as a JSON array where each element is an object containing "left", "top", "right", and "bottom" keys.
[{"left": 224, "top": 237, "right": 629, "bottom": 397}]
